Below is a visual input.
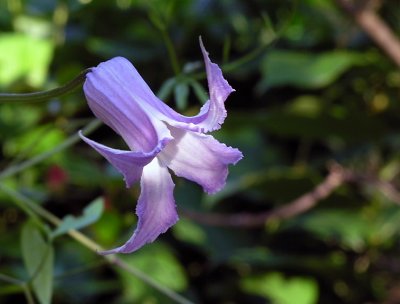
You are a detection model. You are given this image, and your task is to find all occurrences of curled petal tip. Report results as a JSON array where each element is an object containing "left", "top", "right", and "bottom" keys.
[{"left": 97, "top": 159, "right": 178, "bottom": 254}]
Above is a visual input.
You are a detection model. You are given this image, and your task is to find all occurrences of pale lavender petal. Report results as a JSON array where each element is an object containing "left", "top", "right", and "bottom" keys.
[
  {"left": 152, "top": 38, "right": 235, "bottom": 133},
  {"left": 158, "top": 126, "right": 243, "bottom": 194},
  {"left": 84, "top": 57, "right": 171, "bottom": 152},
  {"left": 99, "top": 158, "right": 178, "bottom": 254},
  {"left": 85, "top": 39, "right": 234, "bottom": 138},
  {"left": 79, "top": 131, "right": 172, "bottom": 187},
  {"left": 194, "top": 37, "right": 235, "bottom": 132}
]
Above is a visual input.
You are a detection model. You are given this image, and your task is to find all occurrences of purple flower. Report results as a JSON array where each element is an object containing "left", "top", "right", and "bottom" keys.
[{"left": 79, "top": 39, "right": 243, "bottom": 254}]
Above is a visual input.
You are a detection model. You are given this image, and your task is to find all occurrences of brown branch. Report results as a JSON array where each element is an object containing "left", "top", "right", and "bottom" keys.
[
  {"left": 336, "top": 0, "right": 400, "bottom": 68},
  {"left": 182, "top": 163, "right": 400, "bottom": 228},
  {"left": 182, "top": 164, "right": 349, "bottom": 228}
]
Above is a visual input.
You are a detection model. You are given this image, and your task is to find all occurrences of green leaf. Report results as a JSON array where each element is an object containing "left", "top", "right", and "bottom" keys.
[
  {"left": 21, "top": 221, "right": 54, "bottom": 304},
  {"left": 157, "top": 77, "right": 176, "bottom": 100},
  {"left": 0, "top": 33, "right": 54, "bottom": 88},
  {"left": 3, "top": 125, "right": 65, "bottom": 160},
  {"left": 241, "top": 272, "right": 318, "bottom": 304},
  {"left": 300, "top": 210, "right": 371, "bottom": 251},
  {"left": 172, "top": 218, "right": 206, "bottom": 246},
  {"left": 0, "top": 104, "right": 41, "bottom": 140},
  {"left": 189, "top": 79, "right": 208, "bottom": 104},
  {"left": 299, "top": 208, "right": 400, "bottom": 251},
  {"left": 174, "top": 82, "right": 189, "bottom": 110},
  {"left": 51, "top": 197, "right": 104, "bottom": 238},
  {"left": 257, "top": 50, "right": 361, "bottom": 92},
  {"left": 119, "top": 243, "right": 187, "bottom": 302}
]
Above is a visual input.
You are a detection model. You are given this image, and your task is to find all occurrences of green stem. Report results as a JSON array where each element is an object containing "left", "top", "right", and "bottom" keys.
[
  {"left": 54, "top": 260, "right": 107, "bottom": 280},
  {"left": 191, "top": 41, "right": 271, "bottom": 81},
  {"left": 0, "top": 273, "right": 36, "bottom": 304},
  {"left": 108, "top": 257, "right": 194, "bottom": 304},
  {"left": 27, "top": 244, "right": 52, "bottom": 285},
  {"left": 222, "top": 36, "right": 232, "bottom": 64},
  {"left": 0, "top": 273, "right": 24, "bottom": 285},
  {"left": 0, "top": 68, "right": 92, "bottom": 103},
  {"left": 0, "top": 185, "right": 194, "bottom": 304},
  {"left": 191, "top": 2, "right": 298, "bottom": 81},
  {"left": 22, "top": 284, "right": 36, "bottom": 304},
  {"left": 0, "top": 119, "right": 101, "bottom": 180},
  {"left": 222, "top": 42, "right": 270, "bottom": 73},
  {"left": 161, "top": 29, "right": 181, "bottom": 75}
]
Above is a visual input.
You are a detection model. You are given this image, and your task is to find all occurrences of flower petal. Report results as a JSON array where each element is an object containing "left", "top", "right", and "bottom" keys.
[
  {"left": 151, "top": 38, "right": 235, "bottom": 132},
  {"left": 99, "top": 158, "right": 178, "bottom": 254},
  {"left": 84, "top": 57, "right": 171, "bottom": 152},
  {"left": 79, "top": 131, "right": 171, "bottom": 187},
  {"left": 85, "top": 38, "right": 233, "bottom": 139},
  {"left": 158, "top": 126, "right": 243, "bottom": 194},
  {"left": 194, "top": 37, "right": 235, "bottom": 131}
]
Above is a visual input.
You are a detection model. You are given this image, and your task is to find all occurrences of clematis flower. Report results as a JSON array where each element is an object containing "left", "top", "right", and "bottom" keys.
[{"left": 79, "top": 38, "right": 242, "bottom": 254}]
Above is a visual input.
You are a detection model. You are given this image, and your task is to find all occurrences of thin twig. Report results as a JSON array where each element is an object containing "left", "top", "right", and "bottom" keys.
[
  {"left": 183, "top": 164, "right": 400, "bottom": 228},
  {"left": 0, "top": 273, "right": 36, "bottom": 304},
  {"left": 22, "top": 284, "right": 36, "bottom": 304},
  {"left": 336, "top": 0, "right": 400, "bottom": 68},
  {"left": 182, "top": 164, "right": 348, "bottom": 227},
  {"left": 0, "top": 273, "right": 24, "bottom": 285}
]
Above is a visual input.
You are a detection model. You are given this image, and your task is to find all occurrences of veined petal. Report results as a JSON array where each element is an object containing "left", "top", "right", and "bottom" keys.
[
  {"left": 85, "top": 39, "right": 233, "bottom": 140},
  {"left": 84, "top": 57, "right": 171, "bottom": 152},
  {"left": 194, "top": 37, "right": 235, "bottom": 131},
  {"left": 99, "top": 158, "right": 178, "bottom": 255},
  {"left": 151, "top": 38, "right": 235, "bottom": 133},
  {"left": 158, "top": 126, "right": 243, "bottom": 194},
  {"left": 79, "top": 132, "right": 171, "bottom": 187}
]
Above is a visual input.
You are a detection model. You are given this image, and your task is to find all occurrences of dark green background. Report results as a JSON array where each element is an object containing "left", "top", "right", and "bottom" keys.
[{"left": 1, "top": 0, "right": 400, "bottom": 303}]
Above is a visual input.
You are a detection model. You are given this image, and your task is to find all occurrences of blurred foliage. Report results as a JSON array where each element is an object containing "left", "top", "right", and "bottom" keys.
[
  {"left": 21, "top": 220, "right": 54, "bottom": 304},
  {"left": 1, "top": 0, "right": 400, "bottom": 303}
]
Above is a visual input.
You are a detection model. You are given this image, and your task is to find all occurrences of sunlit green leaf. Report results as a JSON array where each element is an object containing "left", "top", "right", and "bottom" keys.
[
  {"left": 3, "top": 125, "right": 65, "bottom": 159},
  {"left": 174, "top": 82, "right": 189, "bottom": 110},
  {"left": 21, "top": 221, "right": 54, "bottom": 304},
  {"left": 0, "top": 33, "right": 54, "bottom": 88},
  {"left": 300, "top": 210, "right": 371, "bottom": 251},
  {"left": 285, "top": 95, "right": 322, "bottom": 118},
  {"left": 257, "top": 50, "right": 362, "bottom": 91},
  {"left": 299, "top": 208, "right": 400, "bottom": 251},
  {"left": 157, "top": 77, "right": 176, "bottom": 100},
  {"left": 172, "top": 218, "right": 206, "bottom": 246},
  {"left": 189, "top": 79, "right": 208, "bottom": 104},
  {"left": 52, "top": 197, "right": 104, "bottom": 237},
  {"left": 241, "top": 272, "right": 318, "bottom": 304},
  {"left": 119, "top": 243, "right": 187, "bottom": 302},
  {"left": 91, "top": 210, "right": 123, "bottom": 246}
]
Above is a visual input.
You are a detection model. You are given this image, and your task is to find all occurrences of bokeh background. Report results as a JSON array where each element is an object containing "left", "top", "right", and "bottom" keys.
[{"left": 1, "top": 0, "right": 400, "bottom": 303}]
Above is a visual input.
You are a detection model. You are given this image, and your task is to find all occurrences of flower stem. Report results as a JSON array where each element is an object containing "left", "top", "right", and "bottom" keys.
[
  {"left": 0, "top": 273, "right": 24, "bottom": 285},
  {"left": 161, "top": 29, "right": 181, "bottom": 75},
  {"left": 0, "top": 273, "right": 36, "bottom": 304},
  {"left": 0, "top": 68, "right": 92, "bottom": 103},
  {"left": 23, "top": 284, "right": 36, "bottom": 304}
]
